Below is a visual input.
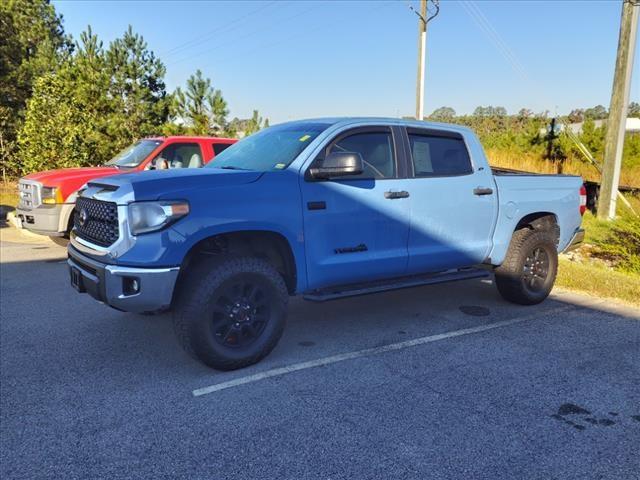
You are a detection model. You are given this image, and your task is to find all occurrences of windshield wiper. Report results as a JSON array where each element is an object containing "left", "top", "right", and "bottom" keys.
[
  {"left": 106, "top": 164, "right": 135, "bottom": 169},
  {"left": 218, "top": 165, "right": 250, "bottom": 171}
]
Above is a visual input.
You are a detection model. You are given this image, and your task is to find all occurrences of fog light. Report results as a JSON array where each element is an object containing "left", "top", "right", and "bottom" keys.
[{"left": 123, "top": 277, "right": 140, "bottom": 296}]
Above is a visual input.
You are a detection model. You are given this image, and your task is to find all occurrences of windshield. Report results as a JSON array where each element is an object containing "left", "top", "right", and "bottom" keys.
[
  {"left": 105, "top": 139, "right": 163, "bottom": 168},
  {"left": 208, "top": 122, "right": 330, "bottom": 172}
]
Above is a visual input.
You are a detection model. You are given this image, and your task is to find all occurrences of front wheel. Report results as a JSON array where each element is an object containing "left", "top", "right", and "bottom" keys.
[
  {"left": 172, "top": 256, "right": 288, "bottom": 370},
  {"left": 494, "top": 229, "right": 558, "bottom": 305}
]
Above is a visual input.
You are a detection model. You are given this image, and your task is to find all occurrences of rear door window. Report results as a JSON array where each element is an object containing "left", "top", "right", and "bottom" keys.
[
  {"left": 213, "top": 143, "right": 232, "bottom": 156},
  {"left": 407, "top": 132, "right": 472, "bottom": 177}
]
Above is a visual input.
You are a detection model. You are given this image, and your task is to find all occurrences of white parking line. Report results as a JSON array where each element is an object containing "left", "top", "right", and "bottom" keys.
[{"left": 193, "top": 306, "right": 572, "bottom": 397}]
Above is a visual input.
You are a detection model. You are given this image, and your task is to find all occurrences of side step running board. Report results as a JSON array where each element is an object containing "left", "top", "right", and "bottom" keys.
[{"left": 303, "top": 268, "right": 491, "bottom": 302}]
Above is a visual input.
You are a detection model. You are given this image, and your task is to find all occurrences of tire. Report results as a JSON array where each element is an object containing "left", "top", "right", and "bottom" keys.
[
  {"left": 494, "top": 228, "right": 558, "bottom": 305},
  {"left": 49, "top": 236, "right": 69, "bottom": 247},
  {"left": 172, "top": 256, "right": 288, "bottom": 370}
]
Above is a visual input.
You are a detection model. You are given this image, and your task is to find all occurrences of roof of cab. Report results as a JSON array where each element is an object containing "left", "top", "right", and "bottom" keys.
[
  {"left": 278, "top": 117, "right": 474, "bottom": 135},
  {"left": 142, "top": 135, "right": 237, "bottom": 142}
]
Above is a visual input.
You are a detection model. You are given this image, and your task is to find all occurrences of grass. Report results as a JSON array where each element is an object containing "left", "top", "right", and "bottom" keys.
[
  {"left": 581, "top": 211, "right": 618, "bottom": 245},
  {"left": 486, "top": 148, "right": 640, "bottom": 187},
  {"left": 581, "top": 194, "right": 640, "bottom": 254},
  {"left": 556, "top": 257, "right": 640, "bottom": 306},
  {"left": 482, "top": 148, "right": 640, "bottom": 304},
  {"left": 0, "top": 181, "right": 18, "bottom": 209},
  {"left": 557, "top": 194, "right": 640, "bottom": 306}
]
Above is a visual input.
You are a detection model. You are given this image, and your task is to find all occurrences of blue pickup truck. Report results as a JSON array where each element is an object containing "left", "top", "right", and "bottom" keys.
[{"left": 67, "top": 118, "right": 586, "bottom": 370}]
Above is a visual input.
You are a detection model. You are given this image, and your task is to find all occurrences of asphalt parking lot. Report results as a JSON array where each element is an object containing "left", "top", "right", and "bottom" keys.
[{"left": 1, "top": 225, "right": 639, "bottom": 480}]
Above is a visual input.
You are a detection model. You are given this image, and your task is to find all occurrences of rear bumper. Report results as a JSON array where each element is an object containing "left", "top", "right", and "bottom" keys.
[
  {"left": 15, "top": 205, "right": 66, "bottom": 236},
  {"left": 67, "top": 245, "right": 180, "bottom": 313},
  {"left": 562, "top": 228, "right": 585, "bottom": 253}
]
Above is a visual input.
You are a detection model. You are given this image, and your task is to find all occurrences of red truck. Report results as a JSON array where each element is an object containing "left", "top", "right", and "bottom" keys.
[{"left": 15, "top": 136, "right": 236, "bottom": 243}]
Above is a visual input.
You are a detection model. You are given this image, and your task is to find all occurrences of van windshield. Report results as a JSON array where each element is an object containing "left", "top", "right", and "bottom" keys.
[
  {"left": 105, "top": 140, "right": 163, "bottom": 168},
  {"left": 208, "top": 122, "right": 330, "bottom": 172}
]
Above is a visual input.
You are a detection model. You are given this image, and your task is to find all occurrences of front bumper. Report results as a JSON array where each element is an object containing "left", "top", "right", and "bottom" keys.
[
  {"left": 67, "top": 245, "right": 180, "bottom": 313},
  {"left": 562, "top": 228, "right": 585, "bottom": 253},
  {"left": 16, "top": 205, "right": 66, "bottom": 236}
]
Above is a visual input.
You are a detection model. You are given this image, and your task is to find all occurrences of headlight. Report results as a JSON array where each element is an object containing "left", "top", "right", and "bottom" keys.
[
  {"left": 41, "top": 186, "right": 63, "bottom": 204},
  {"left": 128, "top": 201, "right": 189, "bottom": 235}
]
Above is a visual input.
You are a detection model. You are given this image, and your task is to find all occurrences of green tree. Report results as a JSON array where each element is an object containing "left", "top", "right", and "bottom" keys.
[
  {"left": 629, "top": 101, "right": 640, "bottom": 117},
  {"left": 517, "top": 108, "right": 533, "bottom": 119},
  {"left": 244, "top": 110, "right": 269, "bottom": 136},
  {"left": 105, "top": 26, "right": 169, "bottom": 149},
  {"left": 18, "top": 72, "right": 95, "bottom": 173},
  {"left": 17, "top": 26, "right": 169, "bottom": 174},
  {"left": 173, "top": 70, "right": 229, "bottom": 136},
  {"left": 584, "top": 105, "right": 608, "bottom": 120},
  {"left": 0, "top": 0, "right": 71, "bottom": 177},
  {"left": 429, "top": 106, "right": 456, "bottom": 121},
  {"left": 567, "top": 109, "right": 584, "bottom": 123},
  {"left": 473, "top": 106, "right": 507, "bottom": 117},
  {"left": 579, "top": 118, "right": 605, "bottom": 159}
]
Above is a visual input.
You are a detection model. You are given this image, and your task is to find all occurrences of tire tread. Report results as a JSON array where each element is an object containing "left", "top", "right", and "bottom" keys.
[
  {"left": 172, "top": 256, "right": 288, "bottom": 370},
  {"left": 495, "top": 228, "right": 558, "bottom": 305}
]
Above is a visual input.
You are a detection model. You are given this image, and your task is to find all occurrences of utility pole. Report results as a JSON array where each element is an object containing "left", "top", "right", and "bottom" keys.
[
  {"left": 415, "top": 0, "right": 427, "bottom": 120},
  {"left": 597, "top": 0, "right": 639, "bottom": 220},
  {"left": 411, "top": 0, "right": 439, "bottom": 120}
]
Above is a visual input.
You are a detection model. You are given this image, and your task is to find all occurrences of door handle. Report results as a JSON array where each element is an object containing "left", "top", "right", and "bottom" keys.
[
  {"left": 384, "top": 190, "right": 410, "bottom": 199},
  {"left": 473, "top": 187, "right": 493, "bottom": 196}
]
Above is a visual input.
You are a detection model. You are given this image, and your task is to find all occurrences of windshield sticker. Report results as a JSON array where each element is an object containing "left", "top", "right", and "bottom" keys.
[
  {"left": 299, "top": 134, "right": 311, "bottom": 142},
  {"left": 274, "top": 163, "right": 287, "bottom": 169}
]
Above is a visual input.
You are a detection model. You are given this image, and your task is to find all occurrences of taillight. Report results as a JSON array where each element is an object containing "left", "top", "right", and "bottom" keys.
[{"left": 579, "top": 185, "right": 587, "bottom": 216}]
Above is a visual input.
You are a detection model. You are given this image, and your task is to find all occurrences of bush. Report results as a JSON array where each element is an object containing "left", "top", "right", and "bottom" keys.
[
  {"left": 18, "top": 73, "right": 98, "bottom": 173},
  {"left": 16, "top": 27, "right": 169, "bottom": 176},
  {"left": 597, "top": 216, "right": 640, "bottom": 274}
]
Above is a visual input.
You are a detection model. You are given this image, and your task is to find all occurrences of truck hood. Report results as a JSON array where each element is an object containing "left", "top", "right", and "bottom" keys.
[
  {"left": 23, "top": 166, "right": 124, "bottom": 202},
  {"left": 87, "top": 168, "right": 264, "bottom": 202},
  {"left": 24, "top": 166, "right": 122, "bottom": 187}
]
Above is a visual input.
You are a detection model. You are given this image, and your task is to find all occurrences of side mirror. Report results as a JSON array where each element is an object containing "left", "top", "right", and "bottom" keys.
[{"left": 310, "top": 152, "right": 363, "bottom": 179}]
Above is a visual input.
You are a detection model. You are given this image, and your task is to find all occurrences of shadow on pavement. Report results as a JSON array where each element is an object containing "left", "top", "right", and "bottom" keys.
[{"left": 0, "top": 204, "right": 15, "bottom": 228}]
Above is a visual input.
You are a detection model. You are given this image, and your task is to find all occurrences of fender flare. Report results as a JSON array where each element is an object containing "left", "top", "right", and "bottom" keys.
[{"left": 57, "top": 191, "right": 79, "bottom": 234}]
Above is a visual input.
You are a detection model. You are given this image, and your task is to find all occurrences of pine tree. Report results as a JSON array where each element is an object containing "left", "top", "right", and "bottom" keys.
[
  {"left": 429, "top": 107, "right": 456, "bottom": 121},
  {"left": 244, "top": 110, "right": 269, "bottom": 136},
  {"left": 105, "top": 26, "right": 169, "bottom": 149},
  {"left": 0, "top": 0, "right": 71, "bottom": 177},
  {"left": 173, "top": 70, "right": 230, "bottom": 136},
  {"left": 17, "top": 25, "right": 169, "bottom": 174}
]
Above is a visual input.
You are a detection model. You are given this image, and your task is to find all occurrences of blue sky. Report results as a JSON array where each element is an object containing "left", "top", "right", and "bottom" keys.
[{"left": 53, "top": 0, "right": 639, "bottom": 123}]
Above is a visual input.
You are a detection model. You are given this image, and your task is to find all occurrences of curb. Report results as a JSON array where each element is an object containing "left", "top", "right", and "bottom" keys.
[
  {"left": 4, "top": 212, "right": 47, "bottom": 239},
  {"left": 551, "top": 287, "right": 640, "bottom": 318}
]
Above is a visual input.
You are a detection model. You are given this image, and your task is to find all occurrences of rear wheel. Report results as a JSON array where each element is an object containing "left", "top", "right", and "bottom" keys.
[
  {"left": 172, "top": 256, "right": 288, "bottom": 370},
  {"left": 494, "top": 228, "right": 558, "bottom": 305}
]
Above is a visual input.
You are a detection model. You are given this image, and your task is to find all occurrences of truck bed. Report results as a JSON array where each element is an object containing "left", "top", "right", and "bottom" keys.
[
  {"left": 488, "top": 171, "right": 584, "bottom": 263},
  {"left": 491, "top": 166, "right": 579, "bottom": 177}
]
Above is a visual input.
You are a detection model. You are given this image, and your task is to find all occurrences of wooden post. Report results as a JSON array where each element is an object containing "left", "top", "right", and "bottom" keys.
[
  {"left": 597, "top": 0, "right": 639, "bottom": 219},
  {"left": 415, "top": 0, "right": 427, "bottom": 120}
]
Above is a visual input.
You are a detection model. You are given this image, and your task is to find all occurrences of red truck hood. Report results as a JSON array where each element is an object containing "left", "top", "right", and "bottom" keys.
[{"left": 23, "top": 167, "right": 124, "bottom": 202}]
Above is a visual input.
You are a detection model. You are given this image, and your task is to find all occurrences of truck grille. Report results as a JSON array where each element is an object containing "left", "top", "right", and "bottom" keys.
[
  {"left": 74, "top": 197, "right": 119, "bottom": 247},
  {"left": 18, "top": 180, "right": 41, "bottom": 209}
]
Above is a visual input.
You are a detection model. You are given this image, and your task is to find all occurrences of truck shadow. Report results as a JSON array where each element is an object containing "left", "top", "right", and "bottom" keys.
[
  {"left": 0, "top": 204, "right": 15, "bottom": 228},
  {"left": 2, "top": 255, "right": 638, "bottom": 391}
]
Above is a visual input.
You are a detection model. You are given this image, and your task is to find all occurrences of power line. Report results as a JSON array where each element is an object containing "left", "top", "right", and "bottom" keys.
[
  {"left": 161, "top": 1, "right": 280, "bottom": 59},
  {"left": 459, "top": 0, "right": 561, "bottom": 114},
  {"left": 459, "top": 0, "right": 530, "bottom": 83},
  {"left": 167, "top": 2, "right": 320, "bottom": 67},
  {"left": 206, "top": 0, "right": 393, "bottom": 66}
]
